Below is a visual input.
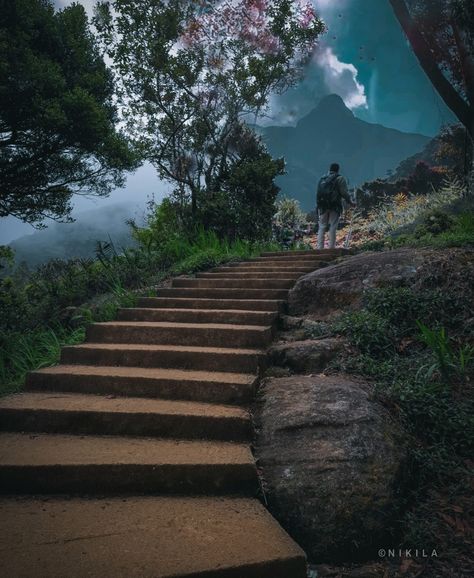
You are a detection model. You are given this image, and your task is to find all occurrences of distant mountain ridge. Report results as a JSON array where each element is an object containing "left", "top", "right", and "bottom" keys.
[{"left": 258, "top": 94, "right": 430, "bottom": 211}]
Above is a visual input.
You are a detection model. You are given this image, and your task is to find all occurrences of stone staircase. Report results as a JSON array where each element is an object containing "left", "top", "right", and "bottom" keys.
[{"left": 0, "top": 249, "right": 345, "bottom": 578}]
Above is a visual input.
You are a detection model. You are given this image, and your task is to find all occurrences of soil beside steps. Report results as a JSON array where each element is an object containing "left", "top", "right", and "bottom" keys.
[{"left": 0, "top": 249, "right": 347, "bottom": 578}]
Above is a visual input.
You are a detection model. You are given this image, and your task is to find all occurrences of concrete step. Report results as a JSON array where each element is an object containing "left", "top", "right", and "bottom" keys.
[
  {"left": 248, "top": 256, "right": 332, "bottom": 264},
  {"left": 213, "top": 265, "right": 315, "bottom": 274},
  {"left": 0, "top": 496, "right": 307, "bottom": 578},
  {"left": 117, "top": 307, "right": 278, "bottom": 326},
  {"left": 226, "top": 260, "right": 325, "bottom": 269},
  {"left": 172, "top": 277, "right": 295, "bottom": 289},
  {"left": 61, "top": 343, "right": 264, "bottom": 373},
  {"left": 137, "top": 297, "right": 285, "bottom": 311},
  {"left": 26, "top": 365, "right": 257, "bottom": 405},
  {"left": 86, "top": 321, "right": 273, "bottom": 349},
  {"left": 196, "top": 272, "right": 302, "bottom": 279},
  {"left": 0, "top": 432, "right": 257, "bottom": 495},
  {"left": 0, "top": 392, "right": 251, "bottom": 442},
  {"left": 260, "top": 249, "right": 348, "bottom": 257},
  {"left": 156, "top": 287, "right": 289, "bottom": 299}
]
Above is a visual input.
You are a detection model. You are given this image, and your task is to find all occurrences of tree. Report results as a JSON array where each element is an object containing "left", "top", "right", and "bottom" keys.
[
  {"left": 94, "top": 0, "right": 324, "bottom": 227},
  {"left": 389, "top": 0, "right": 474, "bottom": 140},
  {"left": 198, "top": 124, "right": 285, "bottom": 240},
  {"left": 0, "top": 0, "right": 137, "bottom": 225}
]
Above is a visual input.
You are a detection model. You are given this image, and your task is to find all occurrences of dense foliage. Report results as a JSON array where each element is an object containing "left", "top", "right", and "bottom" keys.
[
  {"left": 355, "top": 124, "right": 473, "bottom": 216},
  {"left": 94, "top": 0, "right": 324, "bottom": 237},
  {"left": 394, "top": 125, "right": 473, "bottom": 182},
  {"left": 0, "top": 0, "right": 137, "bottom": 224}
]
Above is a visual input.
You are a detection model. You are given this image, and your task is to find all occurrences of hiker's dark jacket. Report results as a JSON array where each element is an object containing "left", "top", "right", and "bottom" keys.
[{"left": 319, "top": 171, "right": 351, "bottom": 214}]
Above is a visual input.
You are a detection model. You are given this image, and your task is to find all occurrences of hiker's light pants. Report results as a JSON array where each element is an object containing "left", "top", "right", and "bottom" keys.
[{"left": 317, "top": 210, "right": 340, "bottom": 249}]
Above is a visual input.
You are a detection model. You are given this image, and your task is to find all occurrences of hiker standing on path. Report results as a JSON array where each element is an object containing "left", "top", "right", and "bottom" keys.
[{"left": 316, "top": 163, "right": 355, "bottom": 249}]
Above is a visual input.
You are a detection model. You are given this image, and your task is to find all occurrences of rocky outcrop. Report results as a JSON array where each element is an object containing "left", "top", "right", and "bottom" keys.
[
  {"left": 289, "top": 248, "right": 429, "bottom": 318},
  {"left": 268, "top": 338, "right": 346, "bottom": 374},
  {"left": 254, "top": 374, "right": 406, "bottom": 562}
]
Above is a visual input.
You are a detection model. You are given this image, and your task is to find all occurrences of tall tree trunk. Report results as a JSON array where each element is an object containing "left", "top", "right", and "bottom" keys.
[{"left": 389, "top": 0, "right": 473, "bottom": 138}]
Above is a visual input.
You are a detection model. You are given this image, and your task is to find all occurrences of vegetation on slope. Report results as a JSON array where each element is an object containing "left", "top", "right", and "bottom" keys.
[{"left": 0, "top": 218, "right": 280, "bottom": 395}]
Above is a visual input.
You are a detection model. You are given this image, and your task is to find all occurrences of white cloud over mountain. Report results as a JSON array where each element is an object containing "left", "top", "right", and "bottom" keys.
[{"left": 316, "top": 47, "right": 367, "bottom": 110}]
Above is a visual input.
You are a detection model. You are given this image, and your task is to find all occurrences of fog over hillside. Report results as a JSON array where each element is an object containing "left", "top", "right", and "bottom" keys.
[
  {"left": 10, "top": 203, "right": 146, "bottom": 268},
  {"left": 0, "top": 161, "right": 168, "bottom": 245}
]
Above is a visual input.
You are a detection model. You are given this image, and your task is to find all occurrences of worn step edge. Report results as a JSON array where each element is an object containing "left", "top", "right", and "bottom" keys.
[
  {"left": 85, "top": 322, "right": 273, "bottom": 349},
  {"left": 137, "top": 297, "right": 285, "bottom": 312},
  {"left": 0, "top": 433, "right": 258, "bottom": 495},
  {"left": 156, "top": 288, "right": 289, "bottom": 299},
  {"left": 196, "top": 272, "right": 302, "bottom": 278},
  {"left": 26, "top": 365, "right": 258, "bottom": 405},
  {"left": 260, "top": 249, "right": 348, "bottom": 256},
  {"left": 172, "top": 278, "right": 295, "bottom": 289},
  {"left": 60, "top": 343, "right": 265, "bottom": 373},
  {"left": 0, "top": 393, "right": 251, "bottom": 442},
  {"left": 117, "top": 307, "right": 278, "bottom": 326}
]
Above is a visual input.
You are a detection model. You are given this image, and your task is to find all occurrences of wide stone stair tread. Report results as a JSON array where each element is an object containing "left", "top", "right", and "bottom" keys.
[
  {"left": 215, "top": 266, "right": 316, "bottom": 273},
  {"left": 196, "top": 272, "right": 303, "bottom": 278},
  {"left": 87, "top": 320, "right": 271, "bottom": 331},
  {"left": 28, "top": 364, "right": 257, "bottom": 385},
  {"left": 0, "top": 432, "right": 253, "bottom": 466},
  {"left": 0, "top": 391, "right": 249, "bottom": 418},
  {"left": 85, "top": 321, "right": 273, "bottom": 348},
  {"left": 247, "top": 257, "right": 329, "bottom": 264},
  {"left": 225, "top": 261, "right": 325, "bottom": 269},
  {"left": 0, "top": 496, "right": 307, "bottom": 578},
  {"left": 0, "top": 392, "right": 251, "bottom": 441},
  {"left": 64, "top": 342, "right": 264, "bottom": 355},
  {"left": 26, "top": 364, "right": 258, "bottom": 405},
  {"left": 260, "top": 249, "right": 348, "bottom": 257},
  {"left": 117, "top": 307, "right": 278, "bottom": 325},
  {"left": 137, "top": 297, "right": 285, "bottom": 311},
  {"left": 172, "top": 278, "right": 295, "bottom": 288},
  {"left": 61, "top": 343, "right": 264, "bottom": 373},
  {"left": 156, "top": 287, "right": 289, "bottom": 299},
  {"left": 0, "top": 432, "right": 257, "bottom": 494}
]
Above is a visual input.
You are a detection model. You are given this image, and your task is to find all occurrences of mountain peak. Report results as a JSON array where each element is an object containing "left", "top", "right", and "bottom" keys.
[
  {"left": 321, "top": 93, "right": 353, "bottom": 111},
  {"left": 298, "top": 94, "right": 354, "bottom": 127}
]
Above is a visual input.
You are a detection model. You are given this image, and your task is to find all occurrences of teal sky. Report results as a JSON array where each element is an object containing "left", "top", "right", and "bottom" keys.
[
  {"left": 269, "top": 0, "right": 456, "bottom": 136},
  {"left": 53, "top": 0, "right": 456, "bottom": 136}
]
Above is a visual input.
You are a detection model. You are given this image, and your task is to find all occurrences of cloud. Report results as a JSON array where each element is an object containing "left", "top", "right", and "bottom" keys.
[
  {"left": 316, "top": 47, "right": 368, "bottom": 110},
  {"left": 260, "top": 46, "right": 367, "bottom": 126}
]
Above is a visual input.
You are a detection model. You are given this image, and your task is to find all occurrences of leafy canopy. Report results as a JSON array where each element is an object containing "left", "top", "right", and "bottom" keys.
[
  {"left": 94, "top": 0, "right": 324, "bottom": 235},
  {"left": 0, "top": 0, "right": 137, "bottom": 225}
]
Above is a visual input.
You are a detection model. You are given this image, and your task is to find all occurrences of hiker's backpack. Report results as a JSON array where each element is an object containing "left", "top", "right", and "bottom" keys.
[{"left": 317, "top": 173, "right": 340, "bottom": 211}]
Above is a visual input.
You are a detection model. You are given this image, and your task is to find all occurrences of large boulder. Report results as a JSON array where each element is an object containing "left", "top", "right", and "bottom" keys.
[
  {"left": 254, "top": 374, "right": 406, "bottom": 562},
  {"left": 289, "top": 248, "right": 428, "bottom": 318},
  {"left": 268, "top": 338, "right": 346, "bottom": 374}
]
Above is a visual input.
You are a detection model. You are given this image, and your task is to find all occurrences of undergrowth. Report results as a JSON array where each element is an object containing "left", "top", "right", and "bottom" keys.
[
  {"left": 328, "top": 284, "right": 474, "bottom": 572},
  {"left": 362, "top": 210, "right": 474, "bottom": 252},
  {"left": 0, "top": 227, "right": 280, "bottom": 394}
]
